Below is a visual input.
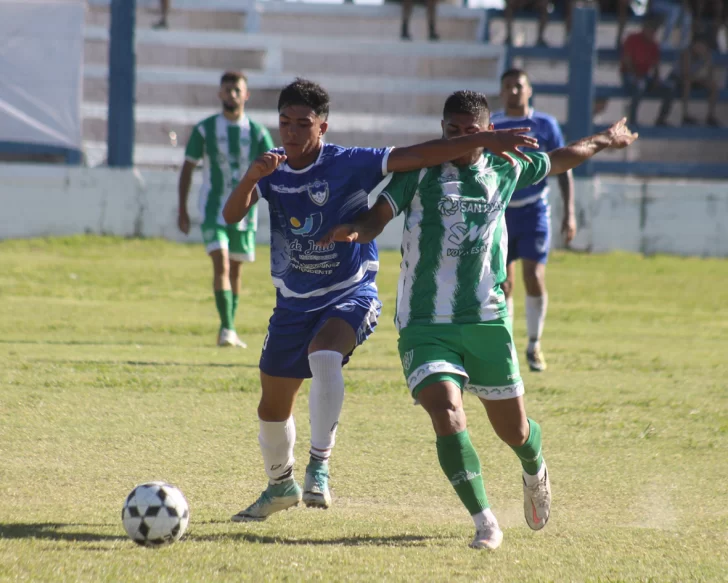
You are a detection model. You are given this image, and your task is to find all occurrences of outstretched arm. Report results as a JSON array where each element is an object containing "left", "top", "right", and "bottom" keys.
[
  {"left": 318, "top": 198, "right": 395, "bottom": 246},
  {"left": 386, "top": 128, "right": 539, "bottom": 172},
  {"left": 222, "top": 152, "right": 286, "bottom": 224},
  {"left": 548, "top": 118, "right": 638, "bottom": 176}
]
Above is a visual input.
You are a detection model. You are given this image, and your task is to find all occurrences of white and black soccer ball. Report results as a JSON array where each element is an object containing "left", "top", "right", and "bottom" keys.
[{"left": 121, "top": 481, "right": 190, "bottom": 547}]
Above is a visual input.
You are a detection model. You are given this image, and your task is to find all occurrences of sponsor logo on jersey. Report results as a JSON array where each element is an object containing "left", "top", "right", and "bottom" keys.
[
  {"left": 289, "top": 213, "right": 323, "bottom": 237},
  {"left": 307, "top": 180, "right": 330, "bottom": 206},
  {"left": 437, "top": 195, "right": 505, "bottom": 218},
  {"left": 334, "top": 302, "right": 356, "bottom": 312}
]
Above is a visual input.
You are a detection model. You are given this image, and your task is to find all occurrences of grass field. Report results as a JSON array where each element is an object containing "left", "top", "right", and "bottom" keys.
[{"left": 1, "top": 236, "right": 727, "bottom": 582}]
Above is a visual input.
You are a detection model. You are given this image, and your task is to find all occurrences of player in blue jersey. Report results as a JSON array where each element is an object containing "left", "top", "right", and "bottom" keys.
[
  {"left": 221, "top": 78, "right": 540, "bottom": 522},
  {"left": 491, "top": 69, "right": 576, "bottom": 372}
]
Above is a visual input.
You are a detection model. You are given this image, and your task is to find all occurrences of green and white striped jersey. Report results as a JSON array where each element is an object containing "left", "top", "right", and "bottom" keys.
[
  {"left": 184, "top": 114, "right": 274, "bottom": 230},
  {"left": 379, "top": 152, "right": 551, "bottom": 330}
]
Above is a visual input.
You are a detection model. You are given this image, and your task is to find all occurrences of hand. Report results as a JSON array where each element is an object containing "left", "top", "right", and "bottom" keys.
[
  {"left": 178, "top": 209, "right": 190, "bottom": 235},
  {"left": 317, "top": 224, "right": 359, "bottom": 246},
  {"left": 603, "top": 118, "right": 638, "bottom": 149},
  {"left": 561, "top": 212, "right": 576, "bottom": 245},
  {"left": 484, "top": 128, "right": 539, "bottom": 166},
  {"left": 245, "top": 152, "right": 287, "bottom": 181}
]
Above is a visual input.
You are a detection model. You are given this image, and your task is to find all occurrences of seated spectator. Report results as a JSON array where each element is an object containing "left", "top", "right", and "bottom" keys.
[
  {"left": 649, "top": 0, "right": 693, "bottom": 48},
  {"left": 504, "top": 0, "right": 550, "bottom": 46},
  {"left": 401, "top": 0, "right": 440, "bottom": 41},
  {"left": 668, "top": 34, "right": 721, "bottom": 126},
  {"left": 152, "top": 0, "right": 170, "bottom": 29},
  {"left": 620, "top": 15, "right": 676, "bottom": 125}
]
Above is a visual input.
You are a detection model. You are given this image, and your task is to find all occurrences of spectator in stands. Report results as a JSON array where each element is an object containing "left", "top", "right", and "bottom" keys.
[
  {"left": 668, "top": 34, "right": 722, "bottom": 126},
  {"left": 153, "top": 0, "right": 170, "bottom": 29},
  {"left": 504, "top": 0, "right": 550, "bottom": 46},
  {"left": 648, "top": 0, "right": 693, "bottom": 48},
  {"left": 401, "top": 0, "right": 440, "bottom": 41},
  {"left": 621, "top": 15, "right": 675, "bottom": 125},
  {"left": 693, "top": 0, "right": 724, "bottom": 48}
]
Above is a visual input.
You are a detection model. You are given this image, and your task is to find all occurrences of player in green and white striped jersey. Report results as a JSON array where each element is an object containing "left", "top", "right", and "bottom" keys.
[
  {"left": 321, "top": 91, "right": 638, "bottom": 550},
  {"left": 178, "top": 71, "right": 275, "bottom": 348}
]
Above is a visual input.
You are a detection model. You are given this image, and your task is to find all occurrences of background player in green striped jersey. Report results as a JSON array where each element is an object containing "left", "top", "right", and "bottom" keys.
[
  {"left": 178, "top": 71, "right": 275, "bottom": 348},
  {"left": 321, "top": 91, "right": 637, "bottom": 550}
]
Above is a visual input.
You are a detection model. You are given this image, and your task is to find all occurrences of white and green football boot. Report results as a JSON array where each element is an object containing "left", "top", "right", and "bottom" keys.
[
  {"left": 303, "top": 460, "right": 332, "bottom": 509},
  {"left": 231, "top": 479, "right": 302, "bottom": 522}
]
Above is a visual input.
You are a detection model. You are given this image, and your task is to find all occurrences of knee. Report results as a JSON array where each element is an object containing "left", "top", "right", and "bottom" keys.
[
  {"left": 427, "top": 401, "right": 467, "bottom": 435},
  {"left": 495, "top": 419, "right": 530, "bottom": 447}
]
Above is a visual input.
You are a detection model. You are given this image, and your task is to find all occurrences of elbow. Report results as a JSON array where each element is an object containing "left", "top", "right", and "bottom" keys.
[{"left": 222, "top": 204, "right": 236, "bottom": 225}]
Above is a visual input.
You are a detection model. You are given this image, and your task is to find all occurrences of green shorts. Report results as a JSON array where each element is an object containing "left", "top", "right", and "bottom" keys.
[
  {"left": 201, "top": 223, "right": 256, "bottom": 262},
  {"left": 398, "top": 319, "right": 524, "bottom": 401}
]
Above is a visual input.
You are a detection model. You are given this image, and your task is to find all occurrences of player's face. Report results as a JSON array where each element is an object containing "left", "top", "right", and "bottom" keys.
[
  {"left": 278, "top": 105, "right": 328, "bottom": 162},
  {"left": 218, "top": 80, "right": 248, "bottom": 112},
  {"left": 501, "top": 74, "right": 532, "bottom": 110},
  {"left": 441, "top": 112, "right": 492, "bottom": 165}
]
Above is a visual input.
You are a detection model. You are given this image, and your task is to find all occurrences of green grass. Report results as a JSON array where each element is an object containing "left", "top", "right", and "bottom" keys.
[{"left": 0, "top": 236, "right": 727, "bottom": 582}]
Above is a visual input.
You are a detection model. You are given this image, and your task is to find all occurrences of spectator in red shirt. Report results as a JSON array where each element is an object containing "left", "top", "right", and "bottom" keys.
[{"left": 620, "top": 15, "right": 675, "bottom": 126}]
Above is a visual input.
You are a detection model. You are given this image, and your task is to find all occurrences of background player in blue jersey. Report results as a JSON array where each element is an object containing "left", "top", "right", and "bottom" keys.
[
  {"left": 491, "top": 69, "right": 576, "bottom": 373},
  {"left": 222, "top": 78, "right": 539, "bottom": 522}
]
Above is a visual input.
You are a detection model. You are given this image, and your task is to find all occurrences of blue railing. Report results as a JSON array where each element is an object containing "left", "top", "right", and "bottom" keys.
[{"left": 495, "top": 5, "right": 728, "bottom": 178}]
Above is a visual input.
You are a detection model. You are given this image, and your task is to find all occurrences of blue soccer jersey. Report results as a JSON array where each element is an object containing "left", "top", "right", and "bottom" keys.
[
  {"left": 256, "top": 143, "right": 392, "bottom": 312},
  {"left": 490, "top": 109, "right": 564, "bottom": 208}
]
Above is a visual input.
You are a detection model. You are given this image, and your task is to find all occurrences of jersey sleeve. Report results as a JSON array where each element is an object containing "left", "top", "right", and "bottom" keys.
[
  {"left": 346, "top": 147, "right": 393, "bottom": 178},
  {"left": 184, "top": 125, "right": 204, "bottom": 163},
  {"left": 515, "top": 152, "right": 551, "bottom": 190},
  {"left": 255, "top": 175, "right": 270, "bottom": 202},
  {"left": 378, "top": 170, "right": 420, "bottom": 216}
]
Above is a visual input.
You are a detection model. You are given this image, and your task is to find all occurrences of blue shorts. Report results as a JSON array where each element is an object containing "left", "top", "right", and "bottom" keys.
[
  {"left": 505, "top": 200, "right": 551, "bottom": 265},
  {"left": 259, "top": 292, "right": 382, "bottom": 379}
]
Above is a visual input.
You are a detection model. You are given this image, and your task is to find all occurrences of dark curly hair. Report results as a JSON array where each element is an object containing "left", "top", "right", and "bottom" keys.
[
  {"left": 278, "top": 78, "right": 330, "bottom": 120},
  {"left": 443, "top": 90, "right": 490, "bottom": 124}
]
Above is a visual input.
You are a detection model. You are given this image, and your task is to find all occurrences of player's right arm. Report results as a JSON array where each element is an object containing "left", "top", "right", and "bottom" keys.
[
  {"left": 178, "top": 125, "right": 205, "bottom": 235},
  {"left": 222, "top": 151, "right": 286, "bottom": 224}
]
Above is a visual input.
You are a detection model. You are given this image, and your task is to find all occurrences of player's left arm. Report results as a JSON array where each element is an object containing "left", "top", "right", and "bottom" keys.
[
  {"left": 318, "top": 198, "right": 396, "bottom": 246},
  {"left": 547, "top": 118, "right": 638, "bottom": 176}
]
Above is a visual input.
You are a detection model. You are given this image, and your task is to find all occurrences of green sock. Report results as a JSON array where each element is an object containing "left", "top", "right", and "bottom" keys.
[
  {"left": 214, "top": 289, "right": 234, "bottom": 331},
  {"left": 510, "top": 418, "right": 544, "bottom": 475},
  {"left": 436, "top": 430, "right": 489, "bottom": 515},
  {"left": 232, "top": 293, "right": 239, "bottom": 320}
]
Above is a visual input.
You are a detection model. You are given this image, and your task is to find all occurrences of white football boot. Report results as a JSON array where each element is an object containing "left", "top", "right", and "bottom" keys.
[{"left": 523, "top": 462, "right": 551, "bottom": 530}]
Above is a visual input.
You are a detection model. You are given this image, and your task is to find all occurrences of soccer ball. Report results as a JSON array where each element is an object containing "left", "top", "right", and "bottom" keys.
[{"left": 121, "top": 481, "right": 190, "bottom": 547}]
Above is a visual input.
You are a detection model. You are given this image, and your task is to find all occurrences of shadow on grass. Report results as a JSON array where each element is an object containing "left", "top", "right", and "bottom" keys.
[
  {"left": 26, "top": 358, "right": 258, "bottom": 369},
  {"left": 187, "top": 531, "right": 444, "bottom": 547},
  {"left": 0, "top": 522, "right": 126, "bottom": 542}
]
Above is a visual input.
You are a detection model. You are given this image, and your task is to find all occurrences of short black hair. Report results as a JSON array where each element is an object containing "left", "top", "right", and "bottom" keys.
[
  {"left": 278, "top": 78, "right": 330, "bottom": 120},
  {"left": 500, "top": 68, "right": 529, "bottom": 84},
  {"left": 443, "top": 90, "right": 490, "bottom": 124},
  {"left": 220, "top": 70, "right": 247, "bottom": 86}
]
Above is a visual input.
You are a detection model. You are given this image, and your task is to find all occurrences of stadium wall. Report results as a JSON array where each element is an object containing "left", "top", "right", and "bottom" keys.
[{"left": 2, "top": 164, "right": 726, "bottom": 257}]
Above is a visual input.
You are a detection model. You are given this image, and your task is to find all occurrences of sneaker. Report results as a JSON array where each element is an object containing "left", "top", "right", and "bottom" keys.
[
  {"left": 303, "top": 460, "right": 332, "bottom": 509},
  {"left": 469, "top": 523, "right": 504, "bottom": 550},
  {"left": 526, "top": 348, "right": 547, "bottom": 372},
  {"left": 231, "top": 479, "right": 302, "bottom": 522},
  {"left": 218, "top": 328, "right": 247, "bottom": 348},
  {"left": 523, "top": 462, "right": 551, "bottom": 530}
]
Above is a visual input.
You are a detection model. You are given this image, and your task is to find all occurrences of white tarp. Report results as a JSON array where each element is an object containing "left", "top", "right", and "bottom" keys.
[{"left": 0, "top": 0, "right": 84, "bottom": 150}]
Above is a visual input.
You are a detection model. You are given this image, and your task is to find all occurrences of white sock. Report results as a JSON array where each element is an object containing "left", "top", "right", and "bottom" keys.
[
  {"left": 525, "top": 294, "right": 548, "bottom": 351},
  {"left": 523, "top": 461, "right": 547, "bottom": 486},
  {"left": 308, "top": 350, "right": 345, "bottom": 462},
  {"left": 506, "top": 296, "right": 514, "bottom": 320},
  {"left": 472, "top": 507, "right": 499, "bottom": 531},
  {"left": 258, "top": 417, "right": 296, "bottom": 484}
]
